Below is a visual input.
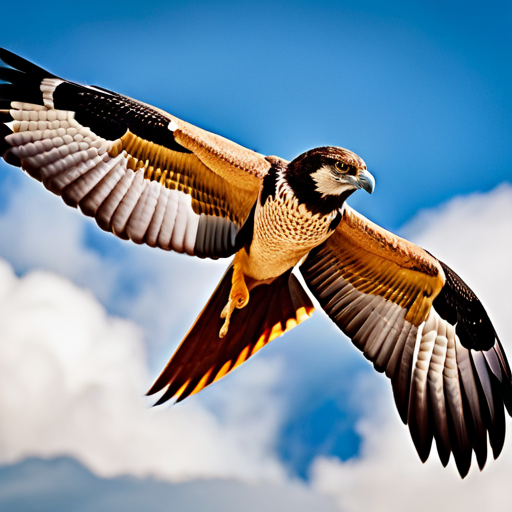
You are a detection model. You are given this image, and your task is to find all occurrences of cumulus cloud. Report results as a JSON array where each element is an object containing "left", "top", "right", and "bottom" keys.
[
  {"left": 311, "top": 184, "right": 512, "bottom": 511},
  {"left": 0, "top": 258, "right": 287, "bottom": 482}
]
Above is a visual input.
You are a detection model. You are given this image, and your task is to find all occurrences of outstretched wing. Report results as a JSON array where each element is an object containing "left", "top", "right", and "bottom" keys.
[
  {"left": 300, "top": 206, "right": 512, "bottom": 478},
  {"left": 0, "top": 49, "right": 270, "bottom": 258}
]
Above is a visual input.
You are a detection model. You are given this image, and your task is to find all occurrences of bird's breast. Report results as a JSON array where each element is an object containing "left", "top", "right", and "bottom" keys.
[{"left": 242, "top": 192, "right": 338, "bottom": 280}]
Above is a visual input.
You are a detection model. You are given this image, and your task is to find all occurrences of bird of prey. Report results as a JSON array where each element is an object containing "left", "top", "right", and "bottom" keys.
[{"left": 0, "top": 48, "right": 510, "bottom": 478}]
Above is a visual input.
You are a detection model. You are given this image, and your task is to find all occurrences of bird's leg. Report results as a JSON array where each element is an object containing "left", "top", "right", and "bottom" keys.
[{"left": 219, "top": 252, "right": 249, "bottom": 338}]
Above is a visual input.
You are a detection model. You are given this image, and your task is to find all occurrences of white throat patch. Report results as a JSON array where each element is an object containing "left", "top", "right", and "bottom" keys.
[{"left": 311, "top": 166, "right": 353, "bottom": 197}]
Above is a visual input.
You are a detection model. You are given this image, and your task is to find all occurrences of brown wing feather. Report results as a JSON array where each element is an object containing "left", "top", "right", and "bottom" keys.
[
  {"left": 301, "top": 206, "right": 512, "bottom": 477},
  {"left": 107, "top": 129, "right": 258, "bottom": 227},
  {"left": 328, "top": 206, "right": 445, "bottom": 325}
]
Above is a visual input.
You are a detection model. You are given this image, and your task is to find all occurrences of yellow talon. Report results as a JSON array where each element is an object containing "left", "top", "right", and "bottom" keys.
[{"left": 219, "top": 253, "right": 250, "bottom": 338}]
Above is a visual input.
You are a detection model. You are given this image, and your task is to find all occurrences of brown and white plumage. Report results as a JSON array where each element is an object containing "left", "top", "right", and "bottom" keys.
[
  {"left": 0, "top": 50, "right": 267, "bottom": 258},
  {"left": 1, "top": 48, "right": 510, "bottom": 478},
  {"left": 300, "top": 207, "right": 512, "bottom": 476}
]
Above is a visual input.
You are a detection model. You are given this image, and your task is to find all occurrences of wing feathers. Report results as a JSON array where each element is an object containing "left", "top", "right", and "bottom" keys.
[
  {"left": 456, "top": 341, "right": 487, "bottom": 469},
  {"left": 428, "top": 325, "right": 450, "bottom": 467},
  {"left": 389, "top": 324, "right": 417, "bottom": 424},
  {"left": 111, "top": 168, "right": 146, "bottom": 239},
  {"left": 79, "top": 159, "right": 126, "bottom": 217},
  {"left": 488, "top": 376, "right": 506, "bottom": 459},
  {"left": 408, "top": 322, "right": 436, "bottom": 463},
  {"left": 301, "top": 208, "right": 512, "bottom": 477},
  {"left": 157, "top": 189, "right": 179, "bottom": 249},
  {"left": 126, "top": 180, "right": 161, "bottom": 244},
  {"left": 145, "top": 187, "right": 170, "bottom": 247},
  {"left": 2, "top": 102, "right": 242, "bottom": 257},
  {"left": 96, "top": 165, "right": 135, "bottom": 232},
  {"left": 61, "top": 151, "right": 118, "bottom": 207},
  {"left": 1, "top": 49, "right": 265, "bottom": 259},
  {"left": 373, "top": 310, "right": 405, "bottom": 372}
]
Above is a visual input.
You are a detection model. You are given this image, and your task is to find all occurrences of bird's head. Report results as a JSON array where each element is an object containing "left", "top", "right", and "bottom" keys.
[{"left": 285, "top": 146, "right": 375, "bottom": 215}]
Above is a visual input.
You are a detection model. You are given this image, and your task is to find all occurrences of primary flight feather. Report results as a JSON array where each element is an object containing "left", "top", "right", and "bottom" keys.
[{"left": 1, "top": 48, "right": 510, "bottom": 478}]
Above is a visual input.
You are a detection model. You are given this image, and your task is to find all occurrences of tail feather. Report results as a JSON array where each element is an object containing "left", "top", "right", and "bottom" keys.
[{"left": 148, "top": 265, "right": 314, "bottom": 404}]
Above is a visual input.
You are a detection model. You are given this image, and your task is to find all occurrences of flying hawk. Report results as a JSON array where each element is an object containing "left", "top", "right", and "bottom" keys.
[{"left": 0, "top": 48, "right": 510, "bottom": 478}]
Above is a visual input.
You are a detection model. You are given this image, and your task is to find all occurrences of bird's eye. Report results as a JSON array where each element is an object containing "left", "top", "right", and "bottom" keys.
[
  {"left": 335, "top": 162, "right": 349, "bottom": 173},
  {"left": 334, "top": 162, "right": 358, "bottom": 176}
]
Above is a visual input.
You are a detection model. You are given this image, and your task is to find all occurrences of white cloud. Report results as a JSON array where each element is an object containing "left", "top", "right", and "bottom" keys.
[
  {"left": 311, "top": 184, "right": 512, "bottom": 511},
  {"left": 0, "top": 258, "right": 287, "bottom": 483}
]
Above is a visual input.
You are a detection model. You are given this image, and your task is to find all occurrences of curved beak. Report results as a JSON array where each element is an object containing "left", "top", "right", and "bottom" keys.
[{"left": 358, "top": 169, "right": 375, "bottom": 194}]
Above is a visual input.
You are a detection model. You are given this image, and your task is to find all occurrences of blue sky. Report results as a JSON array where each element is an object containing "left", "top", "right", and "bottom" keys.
[
  {"left": 2, "top": 0, "right": 511, "bottom": 227},
  {"left": 0, "top": 1, "right": 511, "bottom": 510}
]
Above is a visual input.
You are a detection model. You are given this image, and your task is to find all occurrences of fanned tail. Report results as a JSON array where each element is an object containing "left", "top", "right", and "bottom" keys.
[{"left": 147, "top": 265, "right": 314, "bottom": 404}]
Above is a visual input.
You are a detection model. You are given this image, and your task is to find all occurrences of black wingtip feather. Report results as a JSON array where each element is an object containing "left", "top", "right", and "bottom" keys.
[
  {"left": 0, "top": 49, "right": 56, "bottom": 109},
  {"left": 434, "top": 260, "right": 497, "bottom": 351},
  {"left": 408, "top": 390, "right": 434, "bottom": 463},
  {"left": 437, "top": 445, "right": 451, "bottom": 468},
  {"left": 0, "top": 122, "right": 13, "bottom": 157},
  {"left": 491, "top": 341, "right": 512, "bottom": 416},
  {"left": 0, "top": 48, "right": 57, "bottom": 79},
  {"left": 448, "top": 415, "right": 472, "bottom": 478},
  {"left": 460, "top": 382, "right": 487, "bottom": 471},
  {"left": 457, "top": 345, "right": 488, "bottom": 470},
  {"left": 489, "top": 374, "right": 506, "bottom": 459},
  {"left": 0, "top": 109, "right": 12, "bottom": 122}
]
